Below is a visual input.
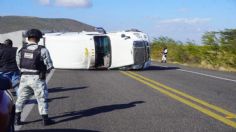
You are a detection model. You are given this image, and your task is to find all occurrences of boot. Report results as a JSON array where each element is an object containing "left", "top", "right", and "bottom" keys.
[
  {"left": 15, "top": 112, "right": 22, "bottom": 125},
  {"left": 42, "top": 114, "right": 55, "bottom": 126}
]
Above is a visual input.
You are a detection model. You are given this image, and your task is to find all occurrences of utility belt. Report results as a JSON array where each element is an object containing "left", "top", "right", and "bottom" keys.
[
  {"left": 21, "top": 71, "right": 46, "bottom": 80},
  {"left": 21, "top": 72, "right": 40, "bottom": 75}
]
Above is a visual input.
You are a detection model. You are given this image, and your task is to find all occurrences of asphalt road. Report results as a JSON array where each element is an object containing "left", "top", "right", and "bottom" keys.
[{"left": 16, "top": 62, "right": 236, "bottom": 132}]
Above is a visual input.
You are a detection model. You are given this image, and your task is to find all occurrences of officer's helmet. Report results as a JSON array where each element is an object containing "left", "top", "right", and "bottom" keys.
[
  {"left": 4, "top": 39, "right": 13, "bottom": 47},
  {"left": 26, "top": 29, "right": 43, "bottom": 39}
]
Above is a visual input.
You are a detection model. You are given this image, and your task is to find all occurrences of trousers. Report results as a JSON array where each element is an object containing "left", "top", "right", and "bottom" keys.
[{"left": 15, "top": 75, "right": 48, "bottom": 115}]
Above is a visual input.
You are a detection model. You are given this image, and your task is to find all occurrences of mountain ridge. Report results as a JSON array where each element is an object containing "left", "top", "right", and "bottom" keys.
[{"left": 0, "top": 16, "right": 95, "bottom": 34}]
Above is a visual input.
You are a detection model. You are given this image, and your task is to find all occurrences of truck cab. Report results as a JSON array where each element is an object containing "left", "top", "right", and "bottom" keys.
[{"left": 108, "top": 29, "right": 151, "bottom": 69}]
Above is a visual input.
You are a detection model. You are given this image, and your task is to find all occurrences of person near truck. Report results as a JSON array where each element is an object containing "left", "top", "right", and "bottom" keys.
[
  {"left": 161, "top": 47, "right": 168, "bottom": 63},
  {"left": 0, "top": 39, "right": 20, "bottom": 96},
  {"left": 15, "top": 29, "right": 54, "bottom": 126}
]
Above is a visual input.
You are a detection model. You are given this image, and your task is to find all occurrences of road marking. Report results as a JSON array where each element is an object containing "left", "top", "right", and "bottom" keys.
[
  {"left": 226, "top": 115, "right": 236, "bottom": 119},
  {"left": 178, "top": 69, "right": 236, "bottom": 83},
  {"left": 128, "top": 71, "right": 236, "bottom": 118},
  {"left": 15, "top": 69, "right": 55, "bottom": 131},
  {"left": 121, "top": 71, "right": 236, "bottom": 128},
  {"left": 153, "top": 64, "right": 236, "bottom": 83}
]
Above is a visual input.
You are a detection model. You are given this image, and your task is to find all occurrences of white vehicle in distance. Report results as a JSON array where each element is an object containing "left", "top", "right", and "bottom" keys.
[{"left": 42, "top": 29, "right": 151, "bottom": 70}]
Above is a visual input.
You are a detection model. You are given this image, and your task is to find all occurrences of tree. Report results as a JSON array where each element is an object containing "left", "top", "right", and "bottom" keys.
[
  {"left": 202, "top": 31, "right": 219, "bottom": 46},
  {"left": 219, "top": 29, "right": 236, "bottom": 53}
]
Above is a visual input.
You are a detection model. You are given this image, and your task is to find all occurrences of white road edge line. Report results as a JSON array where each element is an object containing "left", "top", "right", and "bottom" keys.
[
  {"left": 154, "top": 64, "right": 236, "bottom": 83},
  {"left": 177, "top": 69, "right": 236, "bottom": 83},
  {"left": 15, "top": 69, "right": 55, "bottom": 131}
]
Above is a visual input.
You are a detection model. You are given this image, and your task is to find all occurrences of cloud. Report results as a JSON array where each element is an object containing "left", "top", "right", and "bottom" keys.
[
  {"left": 150, "top": 17, "right": 213, "bottom": 44},
  {"left": 38, "top": 0, "right": 92, "bottom": 8},
  {"left": 55, "top": 0, "right": 92, "bottom": 8},
  {"left": 159, "top": 18, "right": 211, "bottom": 25}
]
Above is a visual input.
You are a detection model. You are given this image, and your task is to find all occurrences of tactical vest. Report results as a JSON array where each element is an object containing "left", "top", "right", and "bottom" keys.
[{"left": 20, "top": 45, "right": 45, "bottom": 71}]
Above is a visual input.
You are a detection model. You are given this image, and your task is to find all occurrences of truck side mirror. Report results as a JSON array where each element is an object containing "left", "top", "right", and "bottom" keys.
[{"left": 0, "top": 76, "right": 12, "bottom": 90}]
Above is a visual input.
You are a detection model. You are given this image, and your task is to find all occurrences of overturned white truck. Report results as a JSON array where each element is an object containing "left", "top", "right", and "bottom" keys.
[{"left": 42, "top": 30, "right": 151, "bottom": 70}]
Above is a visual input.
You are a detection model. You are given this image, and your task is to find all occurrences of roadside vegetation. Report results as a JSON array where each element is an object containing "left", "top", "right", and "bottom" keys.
[{"left": 151, "top": 29, "right": 236, "bottom": 72}]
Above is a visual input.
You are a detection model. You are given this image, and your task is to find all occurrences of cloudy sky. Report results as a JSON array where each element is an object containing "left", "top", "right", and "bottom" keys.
[{"left": 1, "top": 0, "right": 236, "bottom": 43}]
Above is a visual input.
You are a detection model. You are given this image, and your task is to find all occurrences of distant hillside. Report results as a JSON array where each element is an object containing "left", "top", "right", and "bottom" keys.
[{"left": 0, "top": 16, "right": 95, "bottom": 34}]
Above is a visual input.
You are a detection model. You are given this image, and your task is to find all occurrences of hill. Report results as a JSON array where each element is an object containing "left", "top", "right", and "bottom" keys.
[{"left": 0, "top": 16, "right": 95, "bottom": 34}]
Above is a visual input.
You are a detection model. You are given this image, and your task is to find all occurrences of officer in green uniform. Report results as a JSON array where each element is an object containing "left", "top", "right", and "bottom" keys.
[{"left": 15, "top": 29, "right": 54, "bottom": 126}]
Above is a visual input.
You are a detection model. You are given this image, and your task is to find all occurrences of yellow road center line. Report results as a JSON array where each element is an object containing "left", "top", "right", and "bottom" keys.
[
  {"left": 121, "top": 71, "right": 236, "bottom": 128},
  {"left": 127, "top": 71, "right": 236, "bottom": 118},
  {"left": 226, "top": 116, "right": 236, "bottom": 119}
]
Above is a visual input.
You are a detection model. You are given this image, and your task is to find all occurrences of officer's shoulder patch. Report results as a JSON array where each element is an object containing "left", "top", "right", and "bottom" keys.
[{"left": 24, "top": 52, "right": 34, "bottom": 59}]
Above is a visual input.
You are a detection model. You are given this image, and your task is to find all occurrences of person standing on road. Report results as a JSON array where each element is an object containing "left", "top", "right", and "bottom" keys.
[
  {"left": 15, "top": 29, "right": 54, "bottom": 126},
  {"left": 161, "top": 47, "right": 168, "bottom": 63},
  {"left": 0, "top": 39, "right": 21, "bottom": 96}
]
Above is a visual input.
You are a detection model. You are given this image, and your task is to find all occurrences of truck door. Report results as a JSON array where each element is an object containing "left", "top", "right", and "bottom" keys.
[{"left": 94, "top": 36, "right": 111, "bottom": 68}]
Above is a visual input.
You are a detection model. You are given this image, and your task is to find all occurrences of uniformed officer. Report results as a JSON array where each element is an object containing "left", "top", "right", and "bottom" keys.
[
  {"left": 15, "top": 29, "right": 54, "bottom": 126},
  {"left": 0, "top": 39, "right": 20, "bottom": 96}
]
